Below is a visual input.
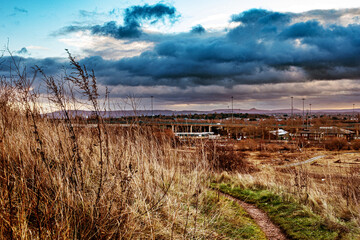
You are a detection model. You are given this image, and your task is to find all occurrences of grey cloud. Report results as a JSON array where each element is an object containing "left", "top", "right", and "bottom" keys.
[
  {"left": 0, "top": 56, "right": 65, "bottom": 79},
  {"left": 78, "top": 8, "right": 121, "bottom": 19},
  {"left": 231, "top": 9, "right": 291, "bottom": 25},
  {"left": 48, "top": 5, "right": 360, "bottom": 89},
  {"left": 293, "top": 8, "right": 360, "bottom": 24},
  {"left": 78, "top": 10, "right": 103, "bottom": 18},
  {"left": 190, "top": 25, "right": 206, "bottom": 34},
  {"left": 106, "top": 80, "right": 360, "bottom": 109},
  {"left": 92, "top": 13, "right": 360, "bottom": 87},
  {"left": 57, "top": 3, "right": 178, "bottom": 39},
  {"left": 6, "top": 7, "right": 360, "bottom": 106},
  {"left": 16, "top": 47, "right": 29, "bottom": 55}
]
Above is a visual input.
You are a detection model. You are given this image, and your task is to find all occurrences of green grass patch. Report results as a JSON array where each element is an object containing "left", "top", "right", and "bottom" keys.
[
  {"left": 211, "top": 183, "right": 340, "bottom": 240},
  {"left": 200, "top": 190, "right": 267, "bottom": 239}
]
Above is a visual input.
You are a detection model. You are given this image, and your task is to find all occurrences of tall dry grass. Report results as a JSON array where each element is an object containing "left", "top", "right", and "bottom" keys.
[{"left": 0, "top": 51, "right": 211, "bottom": 239}]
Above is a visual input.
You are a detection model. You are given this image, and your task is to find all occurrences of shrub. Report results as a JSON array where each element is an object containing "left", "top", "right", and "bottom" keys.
[
  {"left": 351, "top": 139, "right": 360, "bottom": 150},
  {"left": 206, "top": 143, "right": 257, "bottom": 173},
  {"left": 324, "top": 138, "right": 349, "bottom": 151}
]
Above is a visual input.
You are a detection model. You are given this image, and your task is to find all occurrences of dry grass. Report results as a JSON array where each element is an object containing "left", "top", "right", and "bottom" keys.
[
  {"left": 0, "top": 116, "right": 213, "bottom": 239},
  {"left": 214, "top": 159, "right": 360, "bottom": 235},
  {"left": 0, "top": 52, "right": 215, "bottom": 239}
]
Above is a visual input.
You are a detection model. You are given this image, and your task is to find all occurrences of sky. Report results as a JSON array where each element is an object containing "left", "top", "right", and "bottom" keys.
[{"left": 1, "top": 0, "right": 360, "bottom": 111}]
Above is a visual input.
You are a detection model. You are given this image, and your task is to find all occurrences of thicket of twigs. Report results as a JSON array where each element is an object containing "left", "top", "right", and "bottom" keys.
[{"left": 205, "top": 142, "right": 258, "bottom": 173}]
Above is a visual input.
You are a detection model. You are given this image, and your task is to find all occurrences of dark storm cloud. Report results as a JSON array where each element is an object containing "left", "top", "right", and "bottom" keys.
[
  {"left": 0, "top": 56, "right": 65, "bottom": 79},
  {"left": 57, "top": 3, "right": 177, "bottom": 38},
  {"left": 190, "top": 25, "right": 205, "bottom": 34},
  {"left": 75, "top": 6, "right": 360, "bottom": 88},
  {"left": 231, "top": 9, "right": 291, "bottom": 25},
  {"left": 14, "top": 7, "right": 360, "bottom": 96},
  {"left": 123, "top": 4, "right": 176, "bottom": 25},
  {"left": 279, "top": 20, "right": 325, "bottom": 38},
  {"left": 274, "top": 21, "right": 360, "bottom": 79}
]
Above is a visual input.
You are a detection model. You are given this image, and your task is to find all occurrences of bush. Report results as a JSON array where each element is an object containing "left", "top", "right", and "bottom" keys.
[
  {"left": 351, "top": 139, "right": 360, "bottom": 150},
  {"left": 325, "top": 138, "right": 349, "bottom": 151},
  {"left": 206, "top": 143, "right": 257, "bottom": 173}
]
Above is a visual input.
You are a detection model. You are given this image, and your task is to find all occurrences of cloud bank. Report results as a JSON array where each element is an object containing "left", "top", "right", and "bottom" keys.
[
  {"left": 67, "top": 9, "right": 360, "bottom": 91},
  {"left": 5, "top": 6, "right": 360, "bottom": 108}
]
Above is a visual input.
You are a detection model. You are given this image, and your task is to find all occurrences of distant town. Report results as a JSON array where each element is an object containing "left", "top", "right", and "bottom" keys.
[{"left": 52, "top": 108, "right": 360, "bottom": 146}]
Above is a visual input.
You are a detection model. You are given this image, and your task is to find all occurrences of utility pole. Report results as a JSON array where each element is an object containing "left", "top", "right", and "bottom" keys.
[
  {"left": 151, "top": 96, "right": 154, "bottom": 119},
  {"left": 353, "top": 104, "right": 355, "bottom": 119},
  {"left": 291, "top": 97, "right": 294, "bottom": 118},
  {"left": 231, "top": 96, "right": 234, "bottom": 124},
  {"left": 306, "top": 110, "right": 309, "bottom": 129},
  {"left": 309, "top": 103, "right": 312, "bottom": 128},
  {"left": 302, "top": 98, "right": 305, "bottom": 127}
]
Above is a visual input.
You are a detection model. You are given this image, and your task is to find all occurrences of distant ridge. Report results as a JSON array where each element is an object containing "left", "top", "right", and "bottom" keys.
[{"left": 46, "top": 108, "right": 360, "bottom": 118}]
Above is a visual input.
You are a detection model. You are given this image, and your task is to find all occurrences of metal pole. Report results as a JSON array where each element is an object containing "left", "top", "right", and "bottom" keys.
[
  {"left": 151, "top": 96, "right": 154, "bottom": 119},
  {"left": 353, "top": 104, "right": 355, "bottom": 119},
  {"left": 309, "top": 103, "right": 312, "bottom": 128},
  {"left": 291, "top": 96, "right": 293, "bottom": 118},
  {"left": 306, "top": 110, "right": 309, "bottom": 129},
  {"left": 231, "top": 96, "right": 234, "bottom": 124},
  {"left": 302, "top": 98, "right": 305, "bottom": 127}
]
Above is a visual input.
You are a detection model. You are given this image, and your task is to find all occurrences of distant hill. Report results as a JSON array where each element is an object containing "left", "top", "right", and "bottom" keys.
[{"left": 46, "top": 108, "right": 360, "bottom": 118}]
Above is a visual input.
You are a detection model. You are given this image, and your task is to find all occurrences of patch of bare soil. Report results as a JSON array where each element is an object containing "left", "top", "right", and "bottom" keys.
[{"left": 219, "top": 192, "right": 287, "bottom": 240}]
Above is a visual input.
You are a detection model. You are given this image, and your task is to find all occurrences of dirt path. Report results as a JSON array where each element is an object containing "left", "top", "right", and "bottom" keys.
[
  {"left": 219, "top": 192, "right": 287, "bottom": 240},
  {"left": 277, "top": 155, "right": 326, "bottom": 168},
  {"left": 277, "top": 152, "right": 359, "bottom": 168}
]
